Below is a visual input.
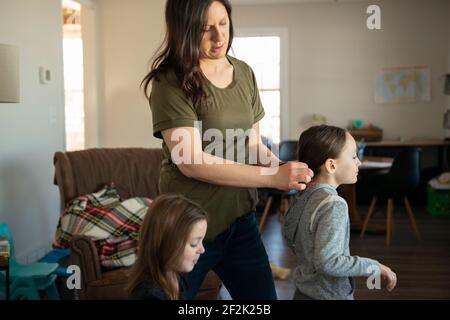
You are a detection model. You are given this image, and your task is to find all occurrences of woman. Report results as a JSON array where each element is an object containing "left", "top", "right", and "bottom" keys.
[
  {"left": 143, "top": 0, "right": 313, "bottom": 299},
  {"left": 127, "top": 194, "right": 208, "bottom": 300}
]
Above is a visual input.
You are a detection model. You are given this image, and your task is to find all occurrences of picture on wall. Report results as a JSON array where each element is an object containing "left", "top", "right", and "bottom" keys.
[{"left": 374, "top": 65, "right": 431, "bottom": 104}]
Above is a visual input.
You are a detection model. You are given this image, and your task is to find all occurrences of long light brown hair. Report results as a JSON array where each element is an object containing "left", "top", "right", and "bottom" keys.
[
  {"left": 141, "top": 0, "right": 234, "bottom": 110},
  {"left": 126, "top": 194, "right": 207, "bottom": 299}
]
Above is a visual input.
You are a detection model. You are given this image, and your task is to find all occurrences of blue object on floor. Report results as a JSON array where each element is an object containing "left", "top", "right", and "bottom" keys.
[
  {"left": 39, "top": 248, "right": 71, "bottom": 278},
  {"left": 0, "top": 223, "right": 60, "bottom": 300},
  {"left": 39, "top": 248, "right": 70, "bottom": 263}
]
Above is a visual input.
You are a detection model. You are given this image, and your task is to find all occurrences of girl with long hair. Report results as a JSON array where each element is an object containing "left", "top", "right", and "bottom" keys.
[{"left": 127, "top": 194, "right": 207, "bottom": 300}]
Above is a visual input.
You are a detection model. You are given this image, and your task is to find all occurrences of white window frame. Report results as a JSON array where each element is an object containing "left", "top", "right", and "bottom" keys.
[
  {"left": 233, "top": 27, "right": 289, "bottom": 142},
  {"left": 62, "top": 0, "right": 100, "bottom": 150}
]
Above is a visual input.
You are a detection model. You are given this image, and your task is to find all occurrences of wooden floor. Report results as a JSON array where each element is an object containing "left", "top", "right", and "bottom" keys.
[{"left": 220, "top": 205, "right": 450, "bottom": 300}]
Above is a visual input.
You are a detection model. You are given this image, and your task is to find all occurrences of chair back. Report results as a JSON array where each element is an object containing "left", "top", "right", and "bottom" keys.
[
  {"left": 53, "top": 148, "right": 164, "bottom": 212},
  {"left": 279, "top": 140, "right": 298, "bottom": 162},
  {"left": 261, "top": 136, "right": 273, "bottom": 150},
  {"left": 388, "top": 148, "right": 421, "bottom": 194}
]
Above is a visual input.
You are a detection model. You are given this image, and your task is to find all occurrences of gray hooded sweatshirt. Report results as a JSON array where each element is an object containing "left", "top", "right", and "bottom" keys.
[{"left": 283, "top": 183, "right": 380, "bottom": 300}]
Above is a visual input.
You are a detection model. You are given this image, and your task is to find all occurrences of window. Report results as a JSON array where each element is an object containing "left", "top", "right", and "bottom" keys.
[
  {"left": 62, "top": 0, "right": 85, "bottom": 151},
  {"left": 231, "top": 36, "right": 281, "bottom": 143}
]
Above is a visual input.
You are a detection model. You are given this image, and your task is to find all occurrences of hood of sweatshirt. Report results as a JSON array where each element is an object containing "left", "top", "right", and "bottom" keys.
[{"left": 283, "top": 183, "right": 338, "bottom": 249}]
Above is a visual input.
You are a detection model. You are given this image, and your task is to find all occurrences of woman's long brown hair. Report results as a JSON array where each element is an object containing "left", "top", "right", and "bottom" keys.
[
  {"left": 141, "top": 0, "right": 234, "bottom": 110},
  {"left": 126, "top": 194, "right": 207, "bottom": 299}
]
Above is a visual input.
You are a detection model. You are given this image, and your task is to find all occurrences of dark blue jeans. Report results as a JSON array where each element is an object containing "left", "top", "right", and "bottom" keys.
[{"left": 187, "top": 212, "right": 277, "bottom": 300}]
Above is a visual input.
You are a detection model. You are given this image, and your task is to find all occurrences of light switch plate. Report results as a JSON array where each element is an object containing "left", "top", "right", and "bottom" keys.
[{"left": 39, "top": 67, "right": 51, "bottom": 84}]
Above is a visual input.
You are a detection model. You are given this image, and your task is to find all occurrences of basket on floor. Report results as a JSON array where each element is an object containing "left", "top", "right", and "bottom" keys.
[{"left": 427, "top": 186, "right": 450, "bottom": 217}]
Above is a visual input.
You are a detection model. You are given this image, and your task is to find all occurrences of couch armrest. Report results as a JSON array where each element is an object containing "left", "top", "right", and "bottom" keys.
[
  {"left": 70, "top": 235, "right": 102, "bottom": 288},
  {"left": 53, "top": 151, "right": 76, "bottom": 213}
]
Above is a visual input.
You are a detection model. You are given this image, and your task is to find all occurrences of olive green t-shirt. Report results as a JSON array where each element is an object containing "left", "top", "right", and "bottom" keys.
[{"left": 149, "top": 56, "right": 265, "bottom": 240}]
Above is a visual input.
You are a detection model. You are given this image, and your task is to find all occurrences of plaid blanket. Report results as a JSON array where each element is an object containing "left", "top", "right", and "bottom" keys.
[{"left": 54, "top": 184, "right": 151, "bottom": 268}]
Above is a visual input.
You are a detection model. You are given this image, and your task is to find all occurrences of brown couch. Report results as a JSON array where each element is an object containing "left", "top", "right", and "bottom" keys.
[{"left": 53, "top": 148, "right": 222, "bottom": 300}]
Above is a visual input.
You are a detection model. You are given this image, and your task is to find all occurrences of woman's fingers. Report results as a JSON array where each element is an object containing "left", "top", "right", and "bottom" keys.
[
  {"left": 278, "top": 161, "right": 314, "bottom": 190},
  {"left": 288, "top": 181, "right": 307, "bottom": 191},
  {"left": 285, "top": 161, "right": 309, "bottom": 169},
  {"left": 291, "top": 163, "right": 315, "bottom": 178},
  {"left": 286, "top": 162, "right": 314, "bottom": 182},
  {"left": 293, "top": 169, "right": 314, "bottom": 185},
  {"left": 297, "top": 173, "right": 312, "bottom": 184}
]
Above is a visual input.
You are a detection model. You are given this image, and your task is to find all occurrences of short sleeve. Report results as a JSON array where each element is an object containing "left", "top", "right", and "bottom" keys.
[
  {"left": 149, "top": 73, "right": 198, "bottom": 139},
  {"left": 249, "top": 67, "right": 265, "bottom": 124}
]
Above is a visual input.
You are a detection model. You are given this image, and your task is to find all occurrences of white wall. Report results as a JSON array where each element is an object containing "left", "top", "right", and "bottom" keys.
[
  {"left": 0, "top": 0, "right": 65, "bottom": 261},
  {"left": 446, "top": 11, "right": 450, "bottom": 138},
  {"left": 82, "top": 4, "right": 101, "bottom": 148},
  {"left": 97, "top": 0, "right": 450, "bottom": 145},
  {"left": 441, "top": 11, "right": 450, "bottom": 138},
  {"left": 447, "top": 12, "right": 450, "bottom": 105},
  {"left": 233, "top": 0, "right": 450, "bottom": 140},
  {"left": 97, "top": 0, "right": 165, "bottom": 148}
]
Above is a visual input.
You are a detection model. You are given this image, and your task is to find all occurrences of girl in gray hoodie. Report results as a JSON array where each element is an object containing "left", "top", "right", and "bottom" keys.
[{"left": 283, "top": 125, "right": 397, "bottom": 300}]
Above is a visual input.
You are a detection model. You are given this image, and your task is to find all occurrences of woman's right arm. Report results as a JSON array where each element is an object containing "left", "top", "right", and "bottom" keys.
[{"left": 162, "top": 126, "right": 313, "bottom": 191}]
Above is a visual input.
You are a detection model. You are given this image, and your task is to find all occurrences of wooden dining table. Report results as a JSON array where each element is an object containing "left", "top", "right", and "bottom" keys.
[{"left": 337, "top": 156, "right": 393, "bottom": 233}]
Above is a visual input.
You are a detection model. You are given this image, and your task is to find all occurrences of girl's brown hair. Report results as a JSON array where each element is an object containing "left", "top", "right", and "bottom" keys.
[
  {"left": 126, "top": 194, "right": 207, "bottom": 300},
  {"left": 297, "top": 125, "right": 348, "bottom": 176},
  {"left": 141, "top": 0, "right": 234, "bottom": 110}
]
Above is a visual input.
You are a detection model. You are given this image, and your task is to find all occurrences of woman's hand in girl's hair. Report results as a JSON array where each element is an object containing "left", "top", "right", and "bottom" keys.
[
  {"left": 274, "top": 161, "right": 314, "bottom": 191},
  {"left": 380, "top": 264, "right": 397, "bottom": 291}
]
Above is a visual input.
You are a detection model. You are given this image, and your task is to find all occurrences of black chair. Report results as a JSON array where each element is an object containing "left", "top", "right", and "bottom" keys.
[
  {"left": 279, "top": 141, "right": 298, "bottom": 163},
  {"left": 360, "top": 148, "right": 423, "bottom": 245},
  {"left": 258, "top": 140, "right": 298, "bottom": 232},
  {"left": 260, "top": 135, "right": 273, "bottom": 152}
]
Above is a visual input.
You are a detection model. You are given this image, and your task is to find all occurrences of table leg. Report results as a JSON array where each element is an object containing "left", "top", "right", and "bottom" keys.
[
  {"left": 338, "top": 184, "right": 362, "bottom": 226},
  {"left": 338, "top": 184, "right": 386, "bottom": 234}
]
